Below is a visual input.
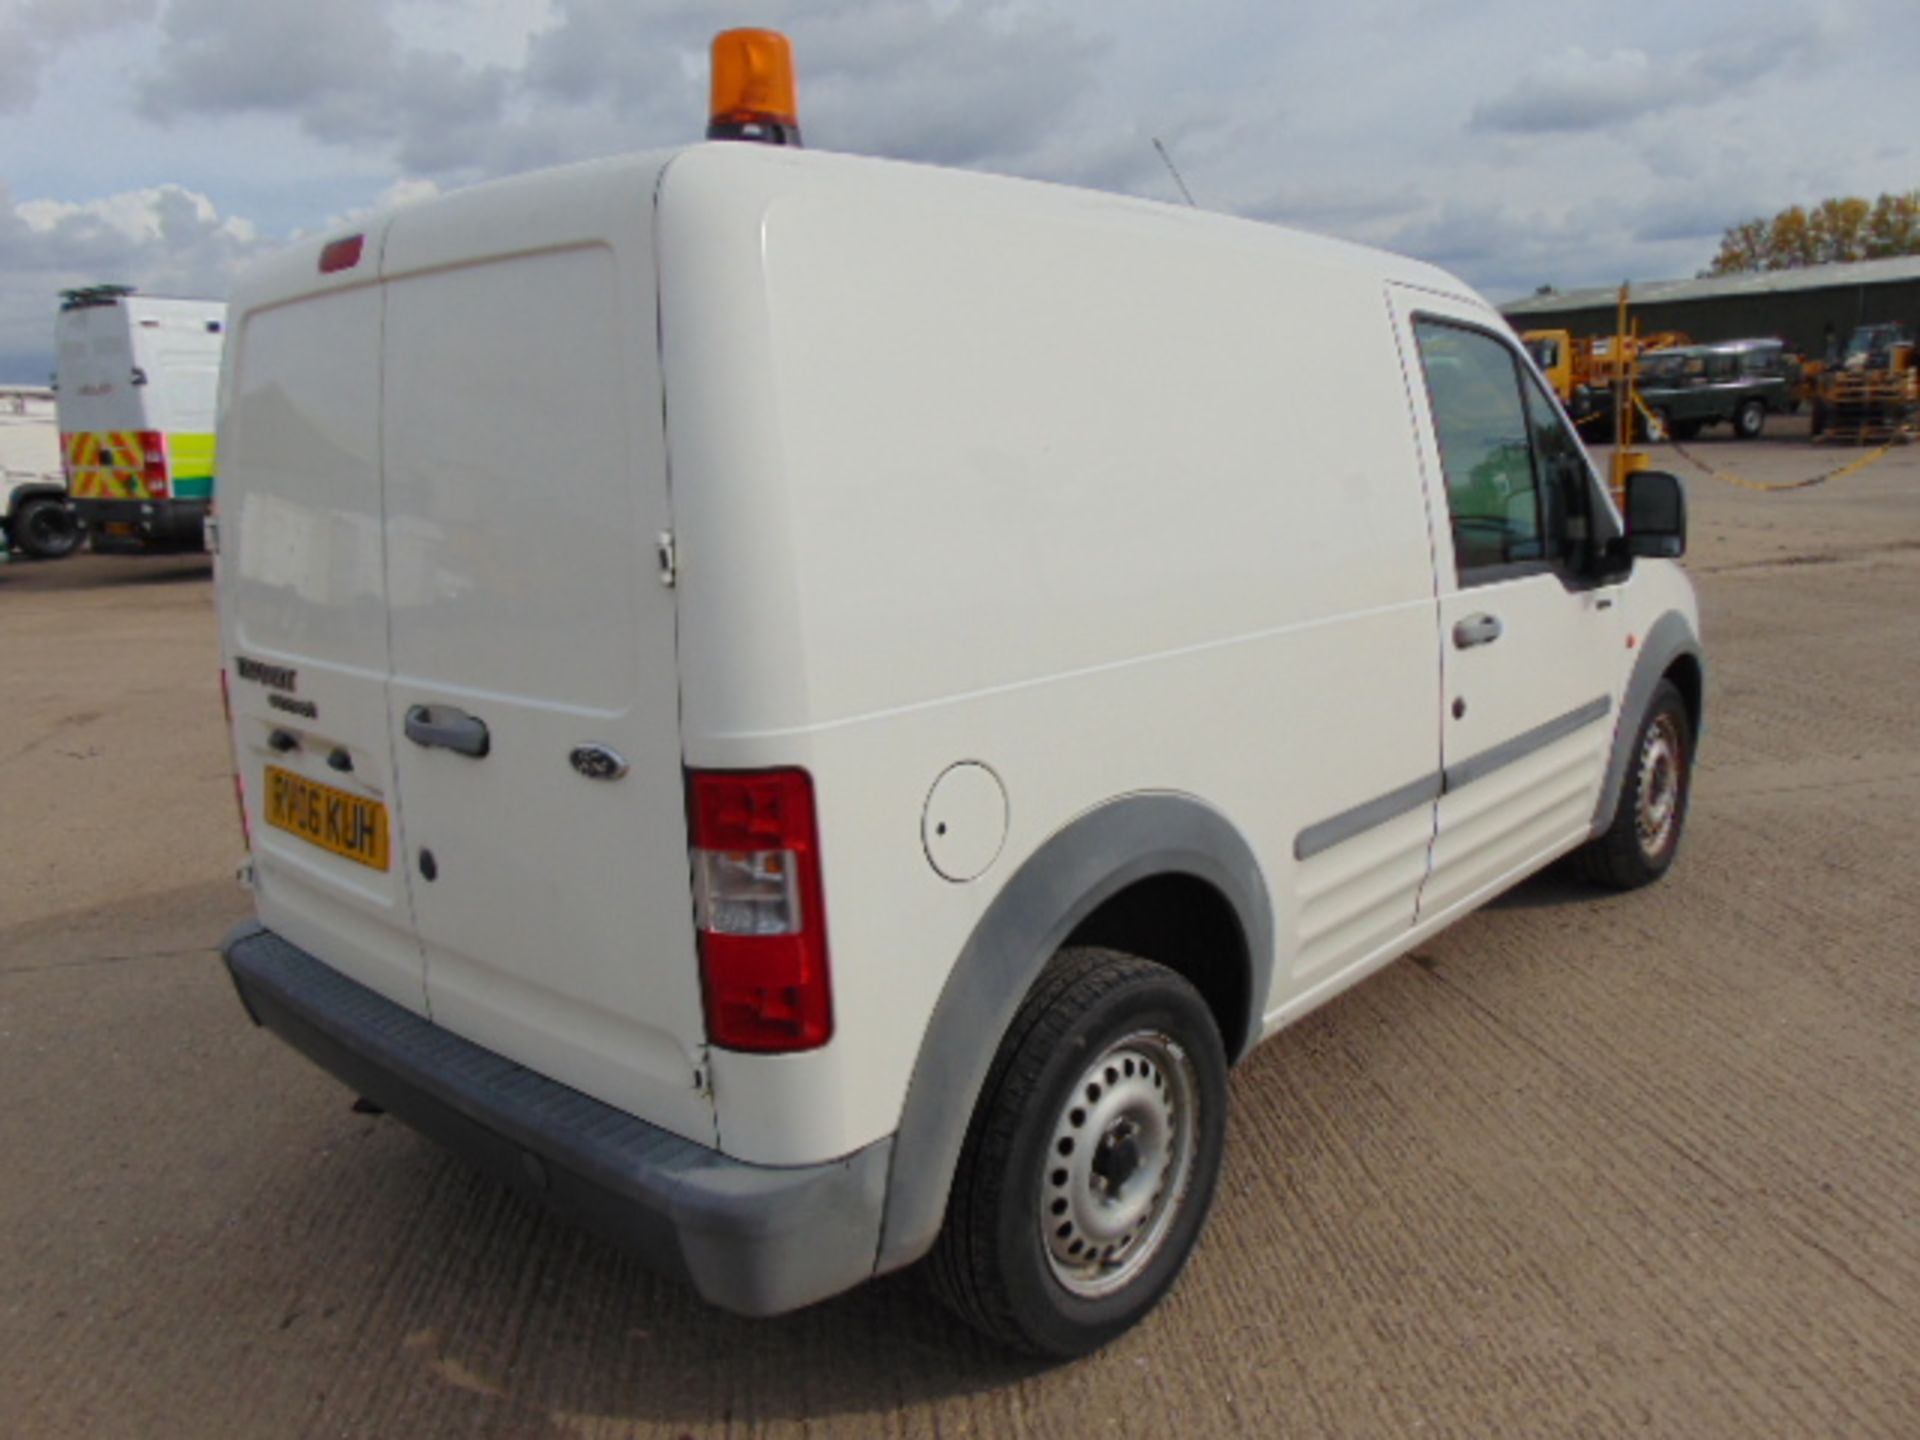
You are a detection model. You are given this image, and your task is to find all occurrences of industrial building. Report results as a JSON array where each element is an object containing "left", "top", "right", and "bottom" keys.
[{"left": 1502, "top": 254, "right": 1920, "bottom": 362}]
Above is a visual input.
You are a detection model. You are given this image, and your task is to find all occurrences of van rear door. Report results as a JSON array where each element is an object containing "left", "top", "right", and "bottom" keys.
[
  {"left": 378, "top": 163, "right": 714, "bottom": 1146},
  {"left": 219, "top": 223, "right": 425, "bottom": 1012}
]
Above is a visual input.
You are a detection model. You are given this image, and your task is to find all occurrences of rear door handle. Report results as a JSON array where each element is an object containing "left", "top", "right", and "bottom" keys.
[
  {"left": 405, "top": 704, "right": 490, "bottom": 758},
  {"left": 1452, "top": 613, "right": 1504, "bottom": 649}
]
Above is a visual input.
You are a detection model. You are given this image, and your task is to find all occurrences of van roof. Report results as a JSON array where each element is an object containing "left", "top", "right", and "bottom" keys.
[
  {"left": 653, "top": 144, "right": 1476, "bottom": 301},
  {"left": 238, "top": 144, "right": 1482, "bottom": 316}
]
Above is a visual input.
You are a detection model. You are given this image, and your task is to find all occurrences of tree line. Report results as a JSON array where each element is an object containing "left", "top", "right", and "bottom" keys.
[{"left": 1705, "top": 191, "right": 1920, "bottom": 274}]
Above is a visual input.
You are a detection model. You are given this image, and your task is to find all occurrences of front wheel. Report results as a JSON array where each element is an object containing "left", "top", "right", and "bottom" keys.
[
  {"left": 11, "top": 498, "right": 81, "bottom": 559},
  {"left": 1733, "top": 399, "right": 1766, "bottom": 439},
  {"left": 929, "top": 948, "right": 1229, "bottom": 1358},
  {"left": 1576, "top": 679, "right": 1693, "bottom": 890}
]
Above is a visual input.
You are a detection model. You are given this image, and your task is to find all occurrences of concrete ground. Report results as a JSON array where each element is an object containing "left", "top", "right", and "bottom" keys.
[{"left": 2, "top": 430, "right": 1916, "bottom": 1438}]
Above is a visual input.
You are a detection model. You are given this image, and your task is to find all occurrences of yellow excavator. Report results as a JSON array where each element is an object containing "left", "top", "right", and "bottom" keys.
[{"left": 1811, "top": 323, "right": 1917, "bottom": 443}]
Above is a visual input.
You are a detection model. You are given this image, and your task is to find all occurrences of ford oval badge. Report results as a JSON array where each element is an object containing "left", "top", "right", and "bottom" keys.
[{"left": 569, "top": 744, "right": 629, "bottom": 781}]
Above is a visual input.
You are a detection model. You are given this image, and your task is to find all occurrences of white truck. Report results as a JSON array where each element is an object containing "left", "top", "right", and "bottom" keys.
[
  {"left": 0, "top": 385, "right": 79, "bottom": 559},
  {"left": 54, "top": 286, "right": 225, "bottom": 553},
  {"left": 213, "top": 77, "right": 1702, "bottom": 1358}
]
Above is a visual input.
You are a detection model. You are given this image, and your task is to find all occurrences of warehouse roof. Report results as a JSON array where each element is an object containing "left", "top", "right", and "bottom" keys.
[{"left": 1502, "top": 254, "right": 1920, "bottom": 315}]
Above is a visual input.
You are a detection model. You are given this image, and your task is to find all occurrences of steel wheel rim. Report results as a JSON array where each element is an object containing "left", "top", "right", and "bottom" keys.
[
  {"left": 1039, "top": 1030, "right": 1199, "bottom": 1299},
  {"left": 1636, "top": 712, "right": 1684, "bottom": 858}
]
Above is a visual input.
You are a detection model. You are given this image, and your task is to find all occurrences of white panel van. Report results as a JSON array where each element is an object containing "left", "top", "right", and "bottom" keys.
[
  {"left": 216, "top": 142, "right": 1702, "bottom": 1357},
  {"left": 54, "top": 286, "right": 225, "bottom": 552}
]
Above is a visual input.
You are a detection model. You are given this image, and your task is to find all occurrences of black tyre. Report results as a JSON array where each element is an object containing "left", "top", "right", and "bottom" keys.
[
  {"left": 1576, "top": 679, "right": 1693, "bottom": 890},
  {"left": 929, "top": 947, "right": 1229, "bottom": 1358},
  {"left": 11, "top": 497, "right": 81, "bottom": 559},
  {"left": 1733, "top": 399, "right": 1766, "bottom": 439}
]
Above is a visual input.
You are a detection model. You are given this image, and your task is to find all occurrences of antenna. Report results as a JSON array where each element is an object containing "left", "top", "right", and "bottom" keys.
[{"left": 1152, "top": 137, "right": 1197, "bottom": 208}]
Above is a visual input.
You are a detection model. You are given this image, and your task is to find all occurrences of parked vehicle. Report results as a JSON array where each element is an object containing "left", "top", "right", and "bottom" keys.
[
  {"left": 54, "top": 286, "right": 225, "bottom": 552},
  {"left": 1520, "top": 327, "right": 1692, "bottom": 433},
  {"left": 1636, "top": 338, "right": 1801, "bottom": 440},
  {"left": 1810, "top": 323, "right": 1918, "bottom": 444},
  {"left": 0, "top": 385, "right": 79, "bottom": 559},
  {"left": 215, "top": 31, "right": 1704, "bottom": 1360}
]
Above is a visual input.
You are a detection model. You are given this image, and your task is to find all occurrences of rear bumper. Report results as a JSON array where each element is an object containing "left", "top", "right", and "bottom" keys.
[
  {"left": 72, "top": 497, "right": 207, "bottom": 548},
  {"left": 221, "top": 922, "right": 890, "bottom": 1317}
]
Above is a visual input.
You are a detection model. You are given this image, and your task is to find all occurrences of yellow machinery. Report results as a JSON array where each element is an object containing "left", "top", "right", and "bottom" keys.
[
  {"left": 1522, "top": 323, "right": 1689, "bottom": 437},
  {"left": 1812, "top": 324, "right": 1917, "bottom": 444},
  {"left": 1606, "top": 287, "right": 1651, "bottom": 503}
]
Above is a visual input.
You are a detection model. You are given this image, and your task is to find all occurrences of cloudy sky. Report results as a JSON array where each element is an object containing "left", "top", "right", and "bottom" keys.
[{"left": 4, "top": 0, "right": 1917, "bottom": 380}]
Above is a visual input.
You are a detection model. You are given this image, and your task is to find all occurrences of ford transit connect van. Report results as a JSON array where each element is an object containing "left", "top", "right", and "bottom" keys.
[{"left": 215, "top": 139, "right": 1702, "bottom": 1358}]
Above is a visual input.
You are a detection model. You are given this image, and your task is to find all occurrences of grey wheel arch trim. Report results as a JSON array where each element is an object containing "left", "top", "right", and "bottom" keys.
[
  {"left": 1592, "top": 609, "right": 1704, "bottom": 834},
  {"left": 872, "top": 791, "right": 1273, "bottom": 1275}
]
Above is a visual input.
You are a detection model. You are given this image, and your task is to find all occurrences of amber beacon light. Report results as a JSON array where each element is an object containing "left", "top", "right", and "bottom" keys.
[{"left": 707, "top": 28, "right": 802, "bottom": 146}]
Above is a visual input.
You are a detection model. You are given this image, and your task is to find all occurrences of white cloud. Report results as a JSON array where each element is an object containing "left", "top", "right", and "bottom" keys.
[
  {"left": 0, "top": 183, "right": 270, "bottom": 379},
  {"left": 134, "top": 0, "right": 513, "bottom": 176},
  {"left": 1472, "top": 48, "right": 1662, "bottom": 135},
  {"left": 0, "top": 0, "right": 154, "bottom": 112}
]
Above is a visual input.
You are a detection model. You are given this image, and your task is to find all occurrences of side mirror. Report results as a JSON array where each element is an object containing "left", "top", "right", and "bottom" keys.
[
  {"left": 1625, "top": 469, "right": 1686, "bottom": 559},
  {"left": 1590, "top": 468, "right": 1686, "bottom": 583}
]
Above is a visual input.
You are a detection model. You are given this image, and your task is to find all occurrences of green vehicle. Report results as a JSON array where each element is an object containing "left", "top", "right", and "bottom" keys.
[{"left": 1638, "top": 339, "right": 1801, "bottom": 441}]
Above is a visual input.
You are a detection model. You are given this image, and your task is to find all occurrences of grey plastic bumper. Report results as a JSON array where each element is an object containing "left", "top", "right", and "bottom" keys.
[{"left": 221, "top": 922, "right": 890, "bottom": 1317}]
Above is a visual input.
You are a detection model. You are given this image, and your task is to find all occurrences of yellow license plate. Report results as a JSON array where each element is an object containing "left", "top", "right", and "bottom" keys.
[
  {"left": 264, "top": 765, "right": 390, "bottom": 870},
  {"left": 103, "top": 521, "right": 136, "bottom": 536}
]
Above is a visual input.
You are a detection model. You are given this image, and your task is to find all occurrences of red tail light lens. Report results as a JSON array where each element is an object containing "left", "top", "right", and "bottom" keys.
[
  {"left": 688, "top": 768, "right": 832, "bottom": 1052},
  {"left": 138, "top": 430, "right": 167, "bottom": 496}
]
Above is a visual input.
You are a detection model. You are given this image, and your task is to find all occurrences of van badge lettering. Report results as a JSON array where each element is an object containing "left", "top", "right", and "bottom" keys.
[
  {"left": 569, "top": 744, "right": 629, "bottom": 781},
  {"left": 237, "top": 656, "right": 299, "bottom": 693},
  {"left": 268, "top": 693, "right": 319, "bottom": 720}
]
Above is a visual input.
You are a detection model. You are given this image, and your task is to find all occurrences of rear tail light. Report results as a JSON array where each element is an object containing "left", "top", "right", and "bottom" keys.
[
  {"left": 688, "top": 768, "right": 832, "bottom": 1052},
  {"left": 138, "top": 430, "right": 167, "bottom": 497}
]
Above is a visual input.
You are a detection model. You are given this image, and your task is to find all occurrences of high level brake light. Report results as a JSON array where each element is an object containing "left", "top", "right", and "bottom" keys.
[
  {"left": 318, "top": 234, "right": 364, "bottom": 274},
  {"left": 688, "top": 768, "right": 832, "bottom": 1052},
  {"left": 707, "top": 28, "right": 802, "bottom": 146}
]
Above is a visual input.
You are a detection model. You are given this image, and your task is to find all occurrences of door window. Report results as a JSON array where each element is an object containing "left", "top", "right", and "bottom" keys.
[
  {"left": 1414, "top": 319, "right": 1550, "bottom": 581},
  {"left": 1414, "top": 318, "right": 1609, "bottom": 586}
]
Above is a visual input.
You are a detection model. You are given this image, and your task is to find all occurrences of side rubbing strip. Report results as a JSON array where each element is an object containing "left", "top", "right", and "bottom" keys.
[
  {"left": 1443, "top": 695, "right": 1612, "bottom": 794},
  {"left": 1294, "top": 771, "right": 1443, "bottom": 861},
  {"left": 1291, "top": 696, "right": 1614, "bottom": 863}
]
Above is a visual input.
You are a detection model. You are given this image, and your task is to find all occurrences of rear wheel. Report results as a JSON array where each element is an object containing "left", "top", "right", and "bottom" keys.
[
  {"left": 1576, "top": 679, "right": 1693, "bottom": 890},
  {"left": 11, "top": 497, "right": 80, "bottom": 559},
  {"left": 929, "top": 947, "right": 1229, "bottom": 1358},
  {"left": 1733, "top": 399, "right": 1766, "bottom": 439}
]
